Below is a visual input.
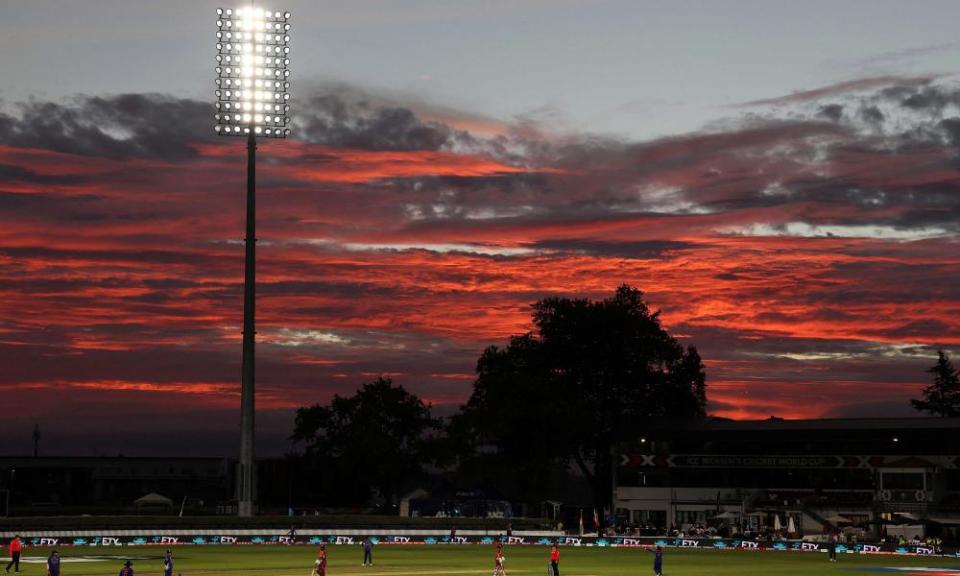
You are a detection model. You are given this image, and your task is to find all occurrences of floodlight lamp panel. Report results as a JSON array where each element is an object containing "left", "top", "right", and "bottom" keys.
[{"left": 216, "top": 6, "right": 290, "bottom": 137}]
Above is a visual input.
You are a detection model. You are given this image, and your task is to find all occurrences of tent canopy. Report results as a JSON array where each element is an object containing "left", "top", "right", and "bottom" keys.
[
  {"left": 134, "top": 492, "right": 173, "bottom": 507},
  {"left": 712, "top": 511, "right": 738, "bottom": 519}
]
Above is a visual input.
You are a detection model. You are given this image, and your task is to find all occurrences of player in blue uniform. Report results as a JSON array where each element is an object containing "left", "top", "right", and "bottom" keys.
[
  {"left": 362, "top": 537, "right": 373, "bottom": 566},
  {"left": 162, "top": 549, "right": 173, "bottom": 576},
  {"left": 119, "top": 560, "right": 134, "bottom": 576},
  {"left": 46, "top": 551, "right": 60, "bottom": 576},
  {"left": 652, "top": 545, "right": 663, "bottom": 576}
]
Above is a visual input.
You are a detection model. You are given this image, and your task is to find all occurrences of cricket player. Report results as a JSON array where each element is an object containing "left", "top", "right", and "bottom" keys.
[
  {"left": 163, "top": 549, "right": 174, "bottom": 576},
  {"left": 313, "top": 545, "right": 328, "bottom": 576},
  {"left": 47, "top": 551, "right": 60, "bottom": 576},
  {"left": 494, "top": 542, "right": 506, "bottom": 576},
  {"left": 362, "top": 537, "right": 373, "bottom": 567},
  {"left": 549, "top": 544, "right": 560, "bottom": 576}
]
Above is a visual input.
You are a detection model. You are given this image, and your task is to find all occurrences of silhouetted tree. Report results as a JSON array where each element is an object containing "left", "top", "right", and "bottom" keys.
[
  {"left": 912, "top": 350, "right": 960, "bottom": 417},
  {"left": 291, "top": 377, "right": 439, "bottom": 506},
  {"left": 453, "top": 285, "right": 707, "bottom": 511},
  {"left": 448, "top": 333, "right": 576, "bottom": 507}
]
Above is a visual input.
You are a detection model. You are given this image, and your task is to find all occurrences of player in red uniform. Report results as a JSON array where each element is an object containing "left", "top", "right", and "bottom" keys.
[
  {"left": 549, "top": 544, "right": 560, "bottom": 576},
  {"left": 312, "top": 545, "right": 328, "bottom": 576},
  {"left": 493, "top": 542, "right": 506, "bottom": 576}
]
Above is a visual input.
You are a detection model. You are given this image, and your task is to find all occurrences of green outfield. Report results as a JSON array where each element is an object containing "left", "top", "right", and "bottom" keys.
[{"left": 14, "top": 545, "right": 960, "bottom": 576}]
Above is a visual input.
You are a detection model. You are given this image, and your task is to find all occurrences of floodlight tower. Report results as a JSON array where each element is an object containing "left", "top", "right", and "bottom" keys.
[{"left": 215, "top": 6, "right": 291, "bottom": 517}]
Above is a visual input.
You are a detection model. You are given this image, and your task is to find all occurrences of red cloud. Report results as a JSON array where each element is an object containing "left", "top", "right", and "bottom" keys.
[{"left": 2, "top": 89, "right": 960, "bottom": 454}]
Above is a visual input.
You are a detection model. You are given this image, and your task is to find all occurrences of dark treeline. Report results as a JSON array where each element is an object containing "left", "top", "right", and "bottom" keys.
[
  {"left": 288, "top": 285, "right": 708, "bottom": 513},
  {"left": 288, "top": 285, "right": 959, "bottom": 514}
]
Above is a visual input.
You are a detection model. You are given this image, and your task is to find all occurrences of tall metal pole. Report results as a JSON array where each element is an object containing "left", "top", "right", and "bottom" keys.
[
  {"left": 238, "top": 128, "right": 257, "bottom": 517},
  {"left": 217, "top": 6, "right": 290, "bottom": 516}
]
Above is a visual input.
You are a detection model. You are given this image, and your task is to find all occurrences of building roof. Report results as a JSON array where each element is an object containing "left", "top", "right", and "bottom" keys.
[{"left": 697, "top": 416, "right": 960, "bottom": 432}]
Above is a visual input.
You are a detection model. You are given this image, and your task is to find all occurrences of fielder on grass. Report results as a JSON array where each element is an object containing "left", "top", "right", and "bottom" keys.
[
  {"left": 312, "top": 545, "right": 328, "bottom": 576},
  {"left": 494, "top": 541, "right": 506, "bottom": 576}
]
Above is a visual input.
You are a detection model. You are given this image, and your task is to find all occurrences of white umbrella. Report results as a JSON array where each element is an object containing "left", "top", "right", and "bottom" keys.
[
  {"left": 788, "top": 516, "right": 796, "bottom": 534},
  {"left": 773, "top": 514, "right": 782, "bottom": 531}
]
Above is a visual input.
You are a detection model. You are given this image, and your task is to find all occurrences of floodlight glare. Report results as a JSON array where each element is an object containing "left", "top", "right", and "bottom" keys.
[{"left": 215, "top": 6, "right": 290, "bottom": 138}]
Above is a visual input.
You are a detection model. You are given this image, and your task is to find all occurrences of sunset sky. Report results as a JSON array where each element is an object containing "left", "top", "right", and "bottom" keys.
[{"left": 1, "top": 0, "right": 959, "bottom": 456}]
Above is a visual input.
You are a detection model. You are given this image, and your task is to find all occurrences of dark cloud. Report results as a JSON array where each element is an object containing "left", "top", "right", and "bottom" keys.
[
  {"left": 899, "top": 86, "right": 959, "bottom": 112},
  {"left": 817, "top": 104, "right": 844, "bottom": 122},
  {"left": 766, "top": 174, "right": 960, "bottom": 230},
  {"left": 532, "top": 238, "right": 700, "bottom": 259},
  {"left": 736, "top": 76, "right": 935, "bottom": 107},
  {"left": 861, "top": 319, "right": 956, "bottom": 341},
  {"left": 0, "top": 94, "right": 212, "bottom": 160},
  {"left": 860, "top": 105, "right": 885, "bottom": 125},
  {"left": 856, "top": 83, "right": 960, "bottom": 146},
  {"left": 0, "top": 245, "right": 222, "bottom": 267},
  {"left": 0, "top": 89, "right": 482, "bottom": 160},
  {"left": 939, "top": 117, "right": 960, "bottom": 145},
  {"left": 0, "top": 163, "right": 88, "bottom": 186},
  {"left": 733, "top": 78, "right": 960, "bottom": 164},
  {"left": 296, "top": 93, "right": 462, "bottom": 151}
]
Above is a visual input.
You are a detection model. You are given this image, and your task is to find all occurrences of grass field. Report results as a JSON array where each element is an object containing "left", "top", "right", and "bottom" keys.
[{"left": 14, "top": 545, "right": 960, "bottom": 576}]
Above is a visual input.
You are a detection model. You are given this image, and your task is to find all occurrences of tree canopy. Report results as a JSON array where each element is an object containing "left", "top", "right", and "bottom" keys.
[
  {"left": 912, "top": 350, "right": 960, "bottom": 417},
  {"left": 291, "top": 377, "right": 439, "bottom": 506},
  {"left": 453, "top": 285, "right": 707, "bottom": 511}
]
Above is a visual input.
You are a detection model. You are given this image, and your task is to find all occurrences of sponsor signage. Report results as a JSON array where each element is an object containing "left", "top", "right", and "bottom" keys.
[
  {"left": 668, "top": 455, "right": 843, "bottom": 468},
  {"left": 14, "top": 535, "right": 957, "bottom": 556}
]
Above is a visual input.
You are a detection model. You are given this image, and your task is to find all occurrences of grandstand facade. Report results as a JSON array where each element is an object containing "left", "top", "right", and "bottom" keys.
[
  {"left": 615, "top": 417, "right": 960, "bottom": 539},
  {"left": 0, "top": 456, "right": 233, "bottom": 514}
]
